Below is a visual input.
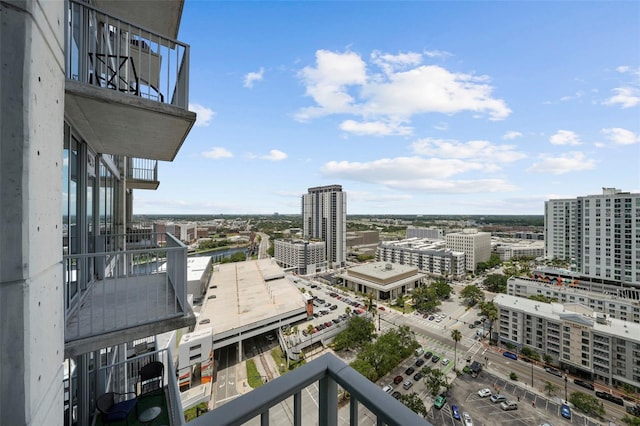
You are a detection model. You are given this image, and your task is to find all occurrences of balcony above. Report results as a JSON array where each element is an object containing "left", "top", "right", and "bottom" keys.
[
  {"left": 93, "top": 0, "right": 185, "bottom": 40},
  {"left": 65, "top": 0, "right": 195, "bottom": 161}
]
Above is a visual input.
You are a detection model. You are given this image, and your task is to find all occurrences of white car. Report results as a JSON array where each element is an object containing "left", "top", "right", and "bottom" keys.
[
  {"left": 441, "top": 358, "right": 450, "bottom": 366},
  {"left": 463, "top": 412, "right": 474, "bottom": 426},
  {"left": 477, "top": 388, "right": 492, "bottom": 397},
  {"left": 381, "top": 384, "right": 392, "bottom": 394}
]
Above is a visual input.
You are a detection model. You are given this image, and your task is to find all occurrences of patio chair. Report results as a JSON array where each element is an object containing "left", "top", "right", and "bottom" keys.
[
  {"left": 138, "top": 361, "right": 164, "bottom": 396},
  {"left": 96, "top": 392, "right": 137, "bottom": 425}
]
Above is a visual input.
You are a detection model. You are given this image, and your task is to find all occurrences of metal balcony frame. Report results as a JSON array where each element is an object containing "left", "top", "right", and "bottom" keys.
[{"left": 190, "top": 353, "right": 430, "bottom": 426}]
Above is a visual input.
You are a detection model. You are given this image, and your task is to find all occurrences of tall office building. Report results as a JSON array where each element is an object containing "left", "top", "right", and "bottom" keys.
[
  {"left": 445, "top": 229, "right": 491, "bottom": 272},
  {"left": 302, "top": 185, "right": 347, "bottom": 267},
  {"left": 544, "top": 188, "right": 639, "bottom": 285}
]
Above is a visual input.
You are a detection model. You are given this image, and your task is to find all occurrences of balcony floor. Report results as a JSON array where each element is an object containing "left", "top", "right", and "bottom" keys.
[
  {"left": 95, "top": 389, "right": 170, "bottom": 426},
  {"left": 65, "top": 274, "right": 191, "bottom": 357}
]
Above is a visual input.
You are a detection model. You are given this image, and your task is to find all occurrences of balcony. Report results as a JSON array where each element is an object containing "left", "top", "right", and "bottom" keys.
[
  {"left": 191, "top": 353, "right": 430, "bottom": 426},
  {"left": 65, "top": 0, "right": 195, "bottom": 161},
  {"left": 126, "top": 157, "right": 159, "bottom": 190},
  {"left": 64, "top": 233, "right": 195, "bottom": 357}
]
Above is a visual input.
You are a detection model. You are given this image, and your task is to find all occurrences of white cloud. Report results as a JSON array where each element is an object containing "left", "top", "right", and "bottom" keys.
[
  {"left": 189, "top": 103, "right": 215, "bottom": 127},
  {"left": 594, "top": 142, "right": 606, "bottom": 148},
  {"left": 602, "top": 127, "right": 640, "bottom": 145},
  {"left": 527, "top": 151, "right": 596, "bottom": 175},
  {"left": 202, "top": 147, "right": 233, "bottom": 159},
  {"left": 411, "top": 138, "right": 526, "bottom": 163},
  {"left": 503, "top": 131, "right": 523, "bottom": 140},
  {"left": 604, "top": 86, "right": 640, "bottom": 108},
  {"left": 423, "top": 50, "right": 452, "bottom": 58},
  {"left": 550, "top": 130, "right": 581, "bottom": 146},
  {"left": 295, "top": 49, "right": 511, "bottom": 125},
  {"left": 433, "top": 122, "right": 448, "bottom": 131},
  {"left": 603, "top": 66, "right": 640, "bottom": 108},
  {"left": 261, "top": 149, "right": 288, "bottom": 161},
  {"left": 339, "top": 119, "right": 413, "bottom": 136},
  {"left": 559, "top": 90, "right": 585, "bottom": 102},
  {"left": 244, "top": 67, "right": 265, "bottom": 88}
]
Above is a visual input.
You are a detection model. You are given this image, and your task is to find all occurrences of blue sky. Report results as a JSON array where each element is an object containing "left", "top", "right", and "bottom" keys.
[{"left": 137, "top": 1, "right": 640, "bottom": 215}]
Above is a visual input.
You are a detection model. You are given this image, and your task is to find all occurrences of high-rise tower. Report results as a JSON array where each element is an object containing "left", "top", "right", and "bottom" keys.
[{"left": 302, "top": 185, "right": 347, "bottom": 267}]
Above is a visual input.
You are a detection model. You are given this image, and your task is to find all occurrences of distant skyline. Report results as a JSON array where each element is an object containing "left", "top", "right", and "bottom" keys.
[{"left": 136, "top": 1, "right": 639, "bottom": 215}]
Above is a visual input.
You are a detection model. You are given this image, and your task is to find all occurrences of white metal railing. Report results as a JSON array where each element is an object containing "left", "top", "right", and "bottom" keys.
[
  {"left": 126, "top": 157, "right": 158, "bottom": 182},
  {"left": 63, "top": 232, "right": 187, "bottom": 341},
  {"left": 66, "top": 0, "right": 189, "bottom": 108}
]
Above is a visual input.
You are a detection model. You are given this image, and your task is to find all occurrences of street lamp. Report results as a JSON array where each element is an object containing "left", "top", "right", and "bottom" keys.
[
  {"left": 530, "top": 359, "right": 534, "bottom": 388},
  {"left": 564, "top": 375, "right": 568, "bottom": 402}
]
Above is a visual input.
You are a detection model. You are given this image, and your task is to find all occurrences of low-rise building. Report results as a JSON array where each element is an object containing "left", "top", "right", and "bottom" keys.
[
  {"left": 494, "top": 239, "right": 545, "bottom": 261},
  {"left": 376, "top": 238, "right": 466, "bottom": 280},
  {"left": 336, "top": 262, "right": 426, "bottom": 300},
  {"left": 274, "top": 239, "right": 326, "bottom": 275},
  {"left": 406, "top": 226, "right": 444, "bottom": 240},
  {"left": 493, "top": 294, "right": 640, "bottom": 391}
]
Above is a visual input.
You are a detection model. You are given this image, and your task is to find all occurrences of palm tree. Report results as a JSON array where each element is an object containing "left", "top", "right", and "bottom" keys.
[
  {"left": 544, "top": 381, "right": 557, "bottom": 396},
  {"left": 345, "top": 306, "right": 351, "bottom": 316},
  {"left": 451, "top": 329, "right": 462, "bottom": 371}
]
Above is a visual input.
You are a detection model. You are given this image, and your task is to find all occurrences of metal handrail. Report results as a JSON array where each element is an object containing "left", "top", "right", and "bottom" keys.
[
  {"left": 66, "top": 0, "right": 189, "bottom": 108},
  {"left": 190, "top": 353, "right": 430, "bottom": 426}
]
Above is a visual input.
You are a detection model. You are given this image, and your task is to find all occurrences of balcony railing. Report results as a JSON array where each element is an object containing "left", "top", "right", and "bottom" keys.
[
  {"left": 191, "top": 353, "right": 430, "bottom": 426},
  {"left": 66, "top": 0, "right": 189, "bottom": 108},
  {"left": 63, "top": 232, "right": 188, "bottom": 346},
  {"left": 126, "top": 157, "right": 159, "bottom": 189}
]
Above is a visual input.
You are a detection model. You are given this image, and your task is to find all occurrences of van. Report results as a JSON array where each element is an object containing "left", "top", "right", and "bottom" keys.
[{"left": 415, "top": 348, "right": 424, "bottom": 357}]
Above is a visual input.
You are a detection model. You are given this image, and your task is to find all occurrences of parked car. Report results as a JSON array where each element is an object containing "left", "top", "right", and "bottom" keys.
[
  {"left": 402, "top": 380, "right": 413, "bottom": 390},
  {"left": 500, "top": 401, "right": 518, "bottom": 411},
  {"left": 330, "top": 304, "right": 338, "bottom": 310},
  {"left": 382, "top": 384, "right": 392, "bottom": 394},
  {"left": 468, "top": 323, "right": 476, "bottom": 329},
  {"left": 391, "top": 391, "right": 401, "bottom": 400},
  {"left": 503, "top": 352, "right": 518, "bottom": 360},
  {"left": 424, "top": 351, "right": 433, "bottom": 359},
  {"left": 561, "top": 404, "right": 571, "bottom": 419},
  {"left": 490, "top": 394, "right": 507, "bottom": 403},
  {"left": 545, "top": 367, "right": 563, "bottom": 377},
  {"left": 434, "top": 395, "right": 446, "bottom": 409},
  {"left": 428, "top": 315, "right": 435, "bottom": 320},
  {"left": 595, "top": 391, "right": 624, "bottom": 406},
  {"left": 393, "top": 375, "right": 403, "bottom": 384},
  {"left": 415, "top": 358, "right": 425, "bottom": 367},
  {"left": 573, "top": 379, "right": 594, "bottom": 390},
  {"left": 451, "top": 404, "right": 461, "bottom": 420},
  {"left": 463, "top": 412, "right": 473, "bottom": 426},
  {"left": 404, "top": 367, "right": 415, "bottom": 375},
  {"left": 441, "top": 358, "right": 450, "bottom": 366},
  {"left": 413, "top": 372, "right": 423, "bottom": 381},
  {"left": 477, "top": 388, "right": 492, "bottom": 398},
  {"left": 378, "top": 306, "right": 385, "bottom": 311},
  {"left": 431, "top": 355, "right": 440, "bottom": 363}
]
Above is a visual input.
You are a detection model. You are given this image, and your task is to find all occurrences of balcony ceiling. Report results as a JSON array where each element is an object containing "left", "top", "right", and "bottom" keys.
[
  {"left": 65, "top": 80, "right": 195, "bottom": 161},
  {"left": 93, "top": 0, "right": 184, "bottom": 40}
]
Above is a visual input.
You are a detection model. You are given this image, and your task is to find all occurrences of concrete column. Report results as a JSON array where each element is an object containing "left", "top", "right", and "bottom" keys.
[{"left": 0, "top": 1, "right": 65, "bottom": 424}]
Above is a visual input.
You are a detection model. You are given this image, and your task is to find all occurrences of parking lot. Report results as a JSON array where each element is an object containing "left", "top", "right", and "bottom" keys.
[{"left": 426, "top": 370, "right": 601, "bottom": 426}]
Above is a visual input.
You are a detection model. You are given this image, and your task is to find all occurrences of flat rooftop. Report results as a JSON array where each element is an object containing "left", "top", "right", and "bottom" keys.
[
  {"left": 347, "top": 261, "right": 418, "bottom": 280},
  {"left": 196, "top": 259, "right": 306, "bottom": 336}
]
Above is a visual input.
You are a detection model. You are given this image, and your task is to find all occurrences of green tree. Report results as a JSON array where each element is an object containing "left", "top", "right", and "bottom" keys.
[
  {"left": 345, "top": 306, "right": 351, "bottom": 316},
  {"left": 349, "top": 358, "right": 377, "bottom": 381},
  {"left": 451, "top": 329, "right": 462, "bottom": 371},
  {"left": 620, "top": 383, "right": 637, "bottom": 400},
  {"left": 569, "top": 392, "right": 606, "bottom": 417},
  {"left": 509, "top": 372, "right": 518, "bottom": 380},
  {"left": 421, "top": 366, "right": 448, "bottom": 396},
  {"left": 479, "top": 301, "right": 498, "bottom": 344},
  {"left": 621, "top": 415, "right": 640, "bottom": 426},
  {"left": 544, "top": 381, "right": 558, "bottom": 396},
  {"left": 399, "top": 393, "right": 427, "bottom": 417},
  {"left": 543, "top": 354, "right": 553, "bottom": 365},
  {"left": 331, "top": 315, "right": 376, "bottom": 351},
  {"left": 520, "top": 347, "right": 540, "bottom": 361},
  {"left": 306, "top": 324, "right": 314, "bottom": 335},
  {"left": 483, "top": 274, "right": 508, "bottom": 293},
  {"left": 411, "top": 285, "right": 439, "bottom": 313},
  {"left": 460, "top": 285, "right": 485, "bottom": 307},
  {"left": 430, "top": 278, "right": 452, "bottom": 299}
]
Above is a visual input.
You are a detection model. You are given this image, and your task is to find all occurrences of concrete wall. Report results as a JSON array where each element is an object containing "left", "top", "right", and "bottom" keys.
[{"left": 0, "top": 1, "right": 65, "bottom": 424}]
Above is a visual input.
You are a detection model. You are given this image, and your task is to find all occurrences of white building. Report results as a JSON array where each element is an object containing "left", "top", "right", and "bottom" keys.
[
  {"left": 302, "top": 185, "right": 347, "bottom": 267},
  {"left": 445, "top": 229, "right": 491, "bottom": 272},
  {"left": 376, "top": 238, "right": 466, "bottom": 280},
  {"left": 507, "top": 276, "right": 640, "bottom": 323},
  {"left": 406, "top": 226, "right": 444, "bottom": 240},
  {"left": 336, "top": 262, "right": 427, "bottom": 300},
  {"left": 494, "top": 239, "right": 545, "bottom": 261},
  {"left": 544, "top": 188, "right": 640, "bottom": 285},
  {"left": 493, "top": 294, "right": 640, "bottom": 391},
  {"left": 274, "top": 239, "right": 327, "bottom": 275}
]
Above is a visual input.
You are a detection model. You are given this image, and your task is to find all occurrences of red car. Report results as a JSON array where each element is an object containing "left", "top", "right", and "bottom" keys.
[
  {"left": 393, "top": 375, "right": 403, "bottom": 384},
  {"left": 378, "top": 306, "right": 385, "bottom": 311}
]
